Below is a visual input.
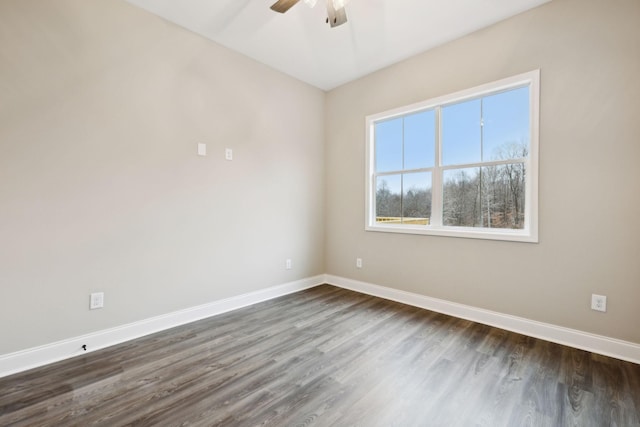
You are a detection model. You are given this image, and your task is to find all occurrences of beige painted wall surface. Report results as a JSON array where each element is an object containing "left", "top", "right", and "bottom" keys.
[
  {"left": 325, "top": 0, "right": 640, "bottom": 344},
  {"left": 0, "top": 0, "right": 325, "bottom": 354}
]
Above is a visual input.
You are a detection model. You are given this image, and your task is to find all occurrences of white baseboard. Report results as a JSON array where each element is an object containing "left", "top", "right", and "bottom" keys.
[
  {"left": 324, "top": 274, "right": 640, "bottom": 365},
  {"left": 0, "top": 275, "right": 324, "bottom": 379},
  {"left": 3, "top": 274, "right": 637, "bottom": 378}
]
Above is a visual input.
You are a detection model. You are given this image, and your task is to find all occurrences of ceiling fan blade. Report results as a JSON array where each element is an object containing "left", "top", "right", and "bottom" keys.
[
  {"left": 270, "top": 0, "right": 301, "bottom": 13},
  {"left": 326, "top": 0, "right": 347, "bottom": 27}
]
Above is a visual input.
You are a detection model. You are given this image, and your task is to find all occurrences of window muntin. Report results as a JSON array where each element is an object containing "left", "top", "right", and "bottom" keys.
[{"left": 366, "top": 70, "right": 539, "bottom": 242}]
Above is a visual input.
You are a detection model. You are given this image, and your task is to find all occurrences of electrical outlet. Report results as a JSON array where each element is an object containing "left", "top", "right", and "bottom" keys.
[
  {"left": 90, "top": 292, "right": 104, "bottom": 310},
  {"left": 356, "top": 258, "right": 362, "bottom": 268},
  {"left": 591, "top": 294, "right": 607, "bottom": 312},
  {"left": 285, "top": 259, "right": 292, "bottom": 270},
  {"left": 225, "top": 148, "right": 233, "bottom": 160}
]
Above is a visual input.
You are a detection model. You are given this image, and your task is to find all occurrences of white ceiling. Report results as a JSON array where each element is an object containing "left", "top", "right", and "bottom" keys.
[{"left": 125, "top": 0, "right": 551, "bottom": 91}]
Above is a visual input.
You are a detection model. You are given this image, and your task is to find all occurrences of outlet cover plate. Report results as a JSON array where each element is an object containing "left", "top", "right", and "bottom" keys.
[
  {"left": 591, "top": 294, "right": 607, "bottom": 312},
  {"left": 90, "top": 292, "right": 104, "bottom": 310}
]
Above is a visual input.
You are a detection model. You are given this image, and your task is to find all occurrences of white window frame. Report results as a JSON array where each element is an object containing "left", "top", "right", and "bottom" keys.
[{"left": 365, "top": 70, "right": 540, "bottom": 243}]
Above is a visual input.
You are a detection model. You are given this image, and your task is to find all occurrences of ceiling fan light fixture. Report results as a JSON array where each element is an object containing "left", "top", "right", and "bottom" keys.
[
  {"left": 270, "top": 0, "right": 348, "bottom": 27},
  {"left": 326, "top": 0, "right": 348, "bottom": 27}
]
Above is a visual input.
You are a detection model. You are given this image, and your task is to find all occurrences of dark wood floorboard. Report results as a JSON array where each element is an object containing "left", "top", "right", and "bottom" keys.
[{"left": 1, "top": 284, "right": 639, "bottom": 426}]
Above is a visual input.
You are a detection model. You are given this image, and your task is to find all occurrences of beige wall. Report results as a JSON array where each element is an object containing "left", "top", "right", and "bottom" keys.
[
  {"left": 325, "top": 0, "right": 640, "bottom": 344},
  {"left": 0, "top": 0, "right": 325, "bottom": 354}
]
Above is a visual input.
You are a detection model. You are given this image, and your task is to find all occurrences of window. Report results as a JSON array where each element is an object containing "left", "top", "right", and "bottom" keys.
[{"left": 365, "top": 70, "right": 539, "bottom": 242}]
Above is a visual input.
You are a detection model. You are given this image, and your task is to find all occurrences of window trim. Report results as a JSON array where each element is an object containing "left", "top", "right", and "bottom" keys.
[{"left": 365, "top": 70, "right": 540, "bottom": 243}]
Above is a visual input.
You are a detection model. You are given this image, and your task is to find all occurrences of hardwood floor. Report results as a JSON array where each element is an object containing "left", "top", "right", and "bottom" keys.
[{"left": 1, "top": 285, "right": 639, "bottom": 426}]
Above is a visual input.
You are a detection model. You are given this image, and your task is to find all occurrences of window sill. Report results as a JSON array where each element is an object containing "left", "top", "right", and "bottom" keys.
[{"left": 365, "top": 223, "right": 538, "bottom": 243}]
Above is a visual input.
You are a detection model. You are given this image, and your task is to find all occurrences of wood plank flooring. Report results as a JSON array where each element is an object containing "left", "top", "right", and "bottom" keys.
[{"left": 1, "top": 284, "right": 639, "bottom": 426}]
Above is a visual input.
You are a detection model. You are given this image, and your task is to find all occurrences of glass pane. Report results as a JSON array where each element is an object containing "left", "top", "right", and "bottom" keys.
[
  {"left": 376, "top": 175, "right": 402, "bottom": 223},
  {"left": 404, "top": 110, "right": 435, "bottom": 170},
  {"left": 441, "top": 99, "right": 481, "bottom": 166},
  {"left": 402, "top": 172, "right": 431, "bottom": 225},
  {"left": 442, "top": 168, "right": 480, "bottom": 227},
  {"left": 443, "top": 164, "right": 526, "bottom": 229},
  {"left": 375, "top": 118, "right": 403, "bottom": 172},
  {"left": 480, "top": 164, "right": 526, "bottom": 229},
  {"left": 483, "top": 86, "right": 530, "bottom": 161}
]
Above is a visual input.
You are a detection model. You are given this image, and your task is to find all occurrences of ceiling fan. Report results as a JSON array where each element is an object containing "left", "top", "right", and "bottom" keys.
[{"left": 270, "top": 0, "right": 349, "bottom": 28}]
